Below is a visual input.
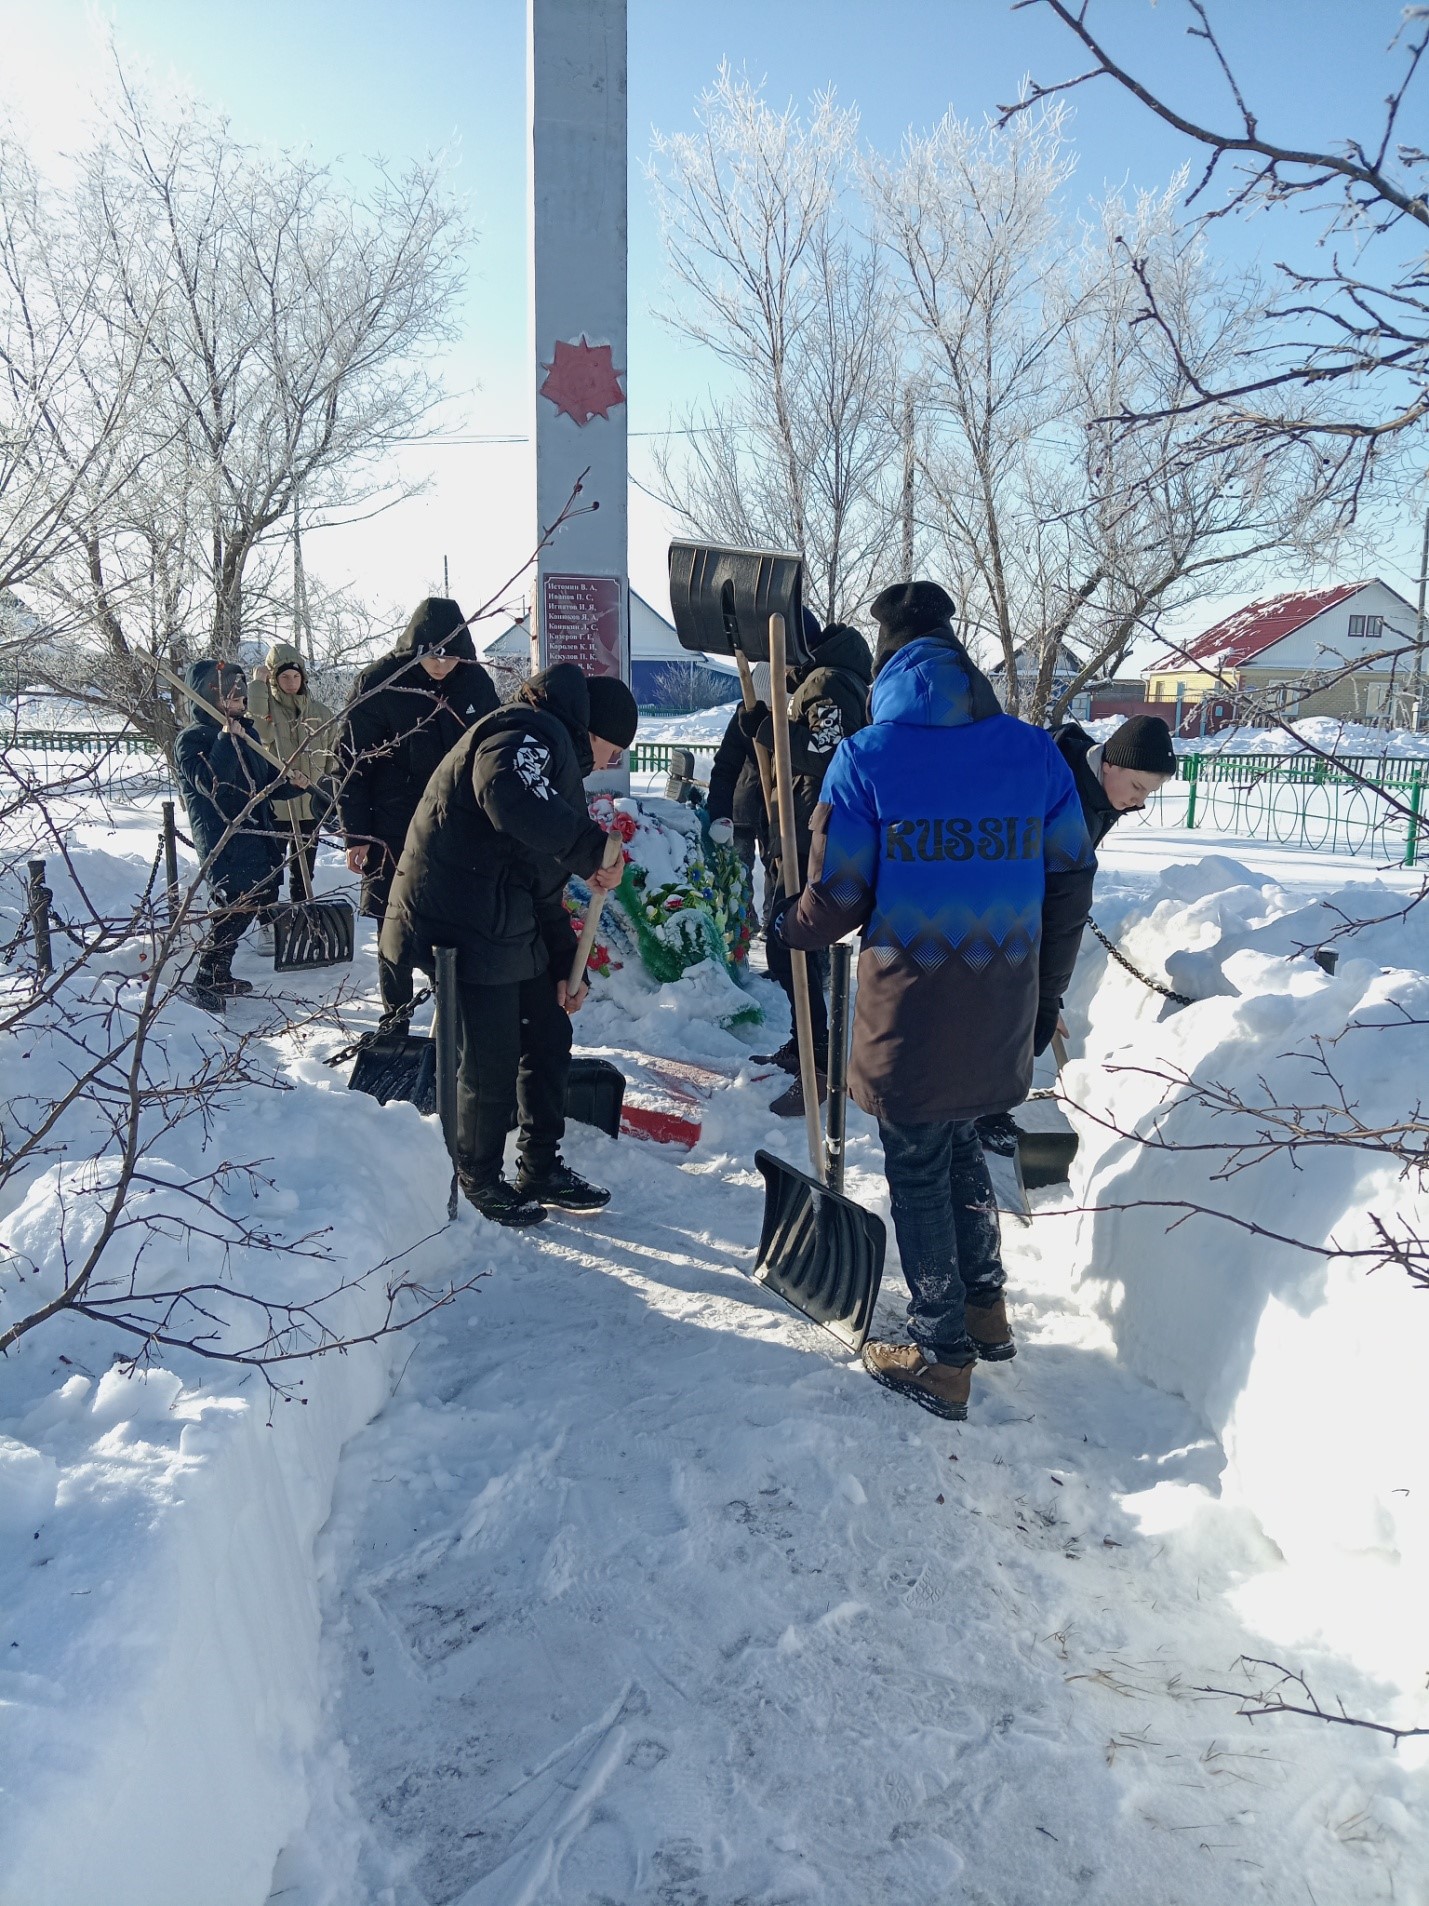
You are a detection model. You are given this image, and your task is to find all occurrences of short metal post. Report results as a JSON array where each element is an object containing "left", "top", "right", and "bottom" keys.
[
  {"left": 27, "top": 858, "right": 53, "bottom": 980},
  {"left": 1407, "top": 767, "right": 1423, "bottom": 870},
  {"left": 434, "top": 946, "right": 460, "bottom": 1217},
  {"left": 161, "top": 800, "right": 180, "bottom": 925},
  {"left": 1184, "top": 751, "right": 1200, "bottom": 831},
  {"left": 823, "top": 941, "right": 852, "bottom": 1195}
]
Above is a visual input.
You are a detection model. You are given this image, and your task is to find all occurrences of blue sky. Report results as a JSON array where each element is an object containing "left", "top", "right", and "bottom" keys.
[{"left": 3, "top": 0, "right": 1422, "bottom": 638}]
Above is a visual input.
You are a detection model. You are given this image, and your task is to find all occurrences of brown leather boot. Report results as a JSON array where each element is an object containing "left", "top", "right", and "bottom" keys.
[
  {"left": 965, "top": 1297, "right": 1016, "bottom": 1362},
  {"left": 861, "top": 1340, "right": 972, "bottom": 1421}
]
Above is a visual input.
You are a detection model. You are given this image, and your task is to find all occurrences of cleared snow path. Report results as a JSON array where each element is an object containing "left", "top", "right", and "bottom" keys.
[{"left": 270, "top": 1005, "right": 1426, "bottom": 1905}]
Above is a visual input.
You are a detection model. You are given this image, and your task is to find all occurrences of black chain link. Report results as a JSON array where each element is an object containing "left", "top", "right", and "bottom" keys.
[{"left": 1088, "top": 915, "right": 1196, "bottom": 1008}]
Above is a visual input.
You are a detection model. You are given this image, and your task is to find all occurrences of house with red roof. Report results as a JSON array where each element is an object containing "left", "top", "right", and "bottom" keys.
[{"left": 1137, "top": 579, "right": 1418, "bottom": 730}]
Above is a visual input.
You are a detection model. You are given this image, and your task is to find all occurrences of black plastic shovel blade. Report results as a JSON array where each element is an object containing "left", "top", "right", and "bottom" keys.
[
  {"left": 1018, "top": 1128, "right": 1079, "bottom": 1189},
  {"left": 272, "top": 898, "right": 356, "bottom": 972},
  {"left": 564, "top": 1057, "right": 626, "bottom": 1139},
  {"left": 753, "top": 1149, "right": 885, "bottom": 1351},
  {"left": 348, "top": 1034, "right": 436, "bottom": 1114},
  {"left": 667, "top": 542, "right": 810, "bottom": 668}
]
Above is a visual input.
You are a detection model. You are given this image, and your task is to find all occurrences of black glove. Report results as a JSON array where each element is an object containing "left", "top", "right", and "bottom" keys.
[
  {"left": 1033, "top": 999, "right": 1061, "bottom": 1057},
  {"left": 737, "top": 700, "right": 770, "bottom": 742}
]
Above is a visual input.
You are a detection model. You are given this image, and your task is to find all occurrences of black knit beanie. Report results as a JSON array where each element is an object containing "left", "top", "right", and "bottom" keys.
[
  {"left": 1103, "top": 715, "right": 1177, "bottom": 776},
  {"left": 585, "top": 674, "right": 639, "bottom": 749}
]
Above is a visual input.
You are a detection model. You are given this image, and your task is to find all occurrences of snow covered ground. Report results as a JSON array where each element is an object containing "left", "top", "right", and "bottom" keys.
[{"left": 3, "top": 784, "right": 1427, "bottom": 1905}]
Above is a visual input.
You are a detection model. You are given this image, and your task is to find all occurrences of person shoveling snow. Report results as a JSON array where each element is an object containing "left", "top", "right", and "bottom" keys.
[{"left": 776, "top": 580, "right": 1094, "bottom": 1420}]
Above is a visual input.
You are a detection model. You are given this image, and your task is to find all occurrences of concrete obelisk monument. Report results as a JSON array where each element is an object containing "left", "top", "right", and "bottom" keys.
[{"left": 528, "top": 0, "right": 629, "bottom": 786}]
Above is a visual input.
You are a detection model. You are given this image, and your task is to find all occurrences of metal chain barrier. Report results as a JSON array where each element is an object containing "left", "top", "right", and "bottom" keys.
[{"left": 1088, "top": 915, "right": 1196, "bottom": 1008}]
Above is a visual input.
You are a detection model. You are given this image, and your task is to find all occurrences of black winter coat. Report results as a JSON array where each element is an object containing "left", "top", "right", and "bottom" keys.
[
  {"left": 380, "top": 664, "right": 611, "bottom": 987},
  {"left": 338, "top": 603, "right": 499, "bottom": 916},
  {"left": 1052, "top": 723, "right": 1121, "bottom": 854},
  {"left": 706, "top": 711, "right": 766, "bottom": 838},
  {"left": 755, "top": 624, "right": 873, "bottom": 869},
  {"left": 175, "top": 666, "right": 300, "bottom": 898}
]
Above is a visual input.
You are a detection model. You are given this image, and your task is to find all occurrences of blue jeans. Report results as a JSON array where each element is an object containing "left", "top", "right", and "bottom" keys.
[{"left": 877, "top": 1118, "right": 1005, "bottom": 1365}]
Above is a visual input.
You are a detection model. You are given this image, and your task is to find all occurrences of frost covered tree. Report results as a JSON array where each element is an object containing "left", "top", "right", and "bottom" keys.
[
  {"left": 647, "top": 69, "right": 906, "bottom": 626},
  {"left": 13, "top": 65, "right": 467, "bottom": 752},
  {"left": 867, "top": 107, "right": 1358, "bottom": 722},
  {"left": 0, "top": 129, "right": 155, "bottom": 618},
  {"left": 651, "top": 80, "right": 1366, "bottom": 721}
]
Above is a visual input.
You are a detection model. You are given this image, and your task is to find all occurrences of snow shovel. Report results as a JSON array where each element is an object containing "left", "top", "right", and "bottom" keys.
[
  {"left": 755, "top": 940, "right": 885, "bottom": 1351},
  {"left": 353, "top": 828, "right": 626, "bottom": 1111},
  {"left": 752, "top": 613, "right": 885, "bottom": 1350},
  {"left": 273, "top": 811, "right": 355, "bottom": 973},
  {"left": 142, "top": 651, "right": 354, "bottom": 974},
  {"left": 344, "top": 1008, "right": 437, "bottom": 1114},
  {"left": 1017, "top": 1031, "right": 1079, "bottom": 1189}
]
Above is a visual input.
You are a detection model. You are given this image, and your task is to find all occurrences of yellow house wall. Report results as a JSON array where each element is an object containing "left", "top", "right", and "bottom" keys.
[
  {"left": 1234, "top": 665, "right": 1394, "bottom": 719},
  {"left": 1145, "top": 671, "right": 1219, "bottom": 701}
]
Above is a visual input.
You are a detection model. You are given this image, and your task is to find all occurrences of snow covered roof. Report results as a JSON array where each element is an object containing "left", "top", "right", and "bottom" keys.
[{"left": 1150, "top": 583, "right": 1370, "bottom": 672}]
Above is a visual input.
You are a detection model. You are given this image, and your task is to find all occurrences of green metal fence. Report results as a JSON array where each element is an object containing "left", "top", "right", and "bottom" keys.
[
  {"left": 627, "top": 740, "right": 718, "bottom": 776},
  {"left": 9, "top": 726, "right": 1423, "bottom": 867},
  {"left": 9, "top": 729, "right": 162, "bottom": 757},
  {"left": 1147, "top": 751, "right": 1425, "bottom": 867}
]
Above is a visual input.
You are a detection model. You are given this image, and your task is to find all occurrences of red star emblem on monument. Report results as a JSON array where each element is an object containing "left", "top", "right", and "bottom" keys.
[{"left": 538, "top": 336, "right": 627, "bottom": 426}]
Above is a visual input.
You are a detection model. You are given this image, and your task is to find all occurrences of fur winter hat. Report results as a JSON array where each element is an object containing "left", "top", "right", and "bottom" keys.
[
  {"left": 870, "top": 581, "right": 956, "bottom": 643},
  {"left": 585, "top": 674, "right": 639, "bottom": 750},
  {"left": 1103, "top": 715, "right": 1177, "bottom": 777},
  {"left": 869, "top": 580, "right": 958, "bottom": 674}
]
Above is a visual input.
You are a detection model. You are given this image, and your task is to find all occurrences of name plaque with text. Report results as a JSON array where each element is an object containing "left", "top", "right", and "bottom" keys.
[{"left": 542, "top": 573, "right": 623, "bottom": 679}]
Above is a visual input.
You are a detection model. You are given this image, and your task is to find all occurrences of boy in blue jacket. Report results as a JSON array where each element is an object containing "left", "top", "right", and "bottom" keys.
[
  {"left": 175, "top": 659, "right": 309, "bottom": 1011},
  {"left": 777, "top": 582, "right": 1094, "bottom": 1421}
]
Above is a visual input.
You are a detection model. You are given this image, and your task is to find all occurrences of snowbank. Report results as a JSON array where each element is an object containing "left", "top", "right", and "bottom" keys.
[
  {"left": 1193, "top": 716, "right": 1429, "bottom": 759},
  {"left": 1083, "top": 711, "right": 1429, "bottom": 759},
  {"left": 635, "top": 700, "right": 740, "bottom": 746},
  {"left": 0, "top": 850, "right": 469, "bottom": 1906},
  {"left": 1061, "top": 854, "right": 1429, "bottom": 1701}
]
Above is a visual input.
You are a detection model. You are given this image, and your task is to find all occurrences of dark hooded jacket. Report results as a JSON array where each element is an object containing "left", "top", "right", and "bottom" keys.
[
  {"left": 755, "top": 623, "right": 874, "bottom": 870},
  {"left": 783, "top": 634, "right": 1094, "bottom": 1124},
  {"left": 337, "top": 597, "right": 499, "bottom": 915},
  {"left": 379, "top": 664, "right": 611, "bottom": 988},
  {"left": 174, "top": 660, "right": 299, "bottom": 896},
  {"left": 706, "top": 711, "right": 767, "bottom": 839},
  {"left": 1051, "top": 721, "right": 1121, "bottom": 854}
]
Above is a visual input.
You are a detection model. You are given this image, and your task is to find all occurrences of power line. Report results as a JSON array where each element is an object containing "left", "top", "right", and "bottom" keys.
[{"left": 391, "top": 423, "right": 735, "bottom": 447}]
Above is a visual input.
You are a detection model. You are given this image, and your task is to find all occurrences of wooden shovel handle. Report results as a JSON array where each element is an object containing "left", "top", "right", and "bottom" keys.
[
  {"left": 287, "top": 811, "right": 316, "bottom": 902},
  {"left": 569, "top": 830, "right": 624, "bottom": 989},
  {"left": 733, "top": 648, "right": 776, "bottom": 822},
  {"left": 768, "top": 612, "right": 825, "bottom": 1177},
  {"left": 140, "top": 650, "right": 289, "bottom": 777}
]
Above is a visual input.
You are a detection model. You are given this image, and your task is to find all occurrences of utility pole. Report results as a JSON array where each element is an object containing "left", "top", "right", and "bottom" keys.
[
  {"left": 529, "top": 0, "right": 630, "bottom": 791},
  {"left": 292, "top": 495, "right": 313, "bottom": 668},
  {"left": 899, "top": 388, "right": 915, "bottom": 578},
  {"left": 1413, "top": 500, "right": 1429, "bottom": 731}
]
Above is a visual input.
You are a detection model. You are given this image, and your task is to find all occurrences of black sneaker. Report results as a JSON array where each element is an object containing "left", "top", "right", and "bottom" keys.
[
  {"left": 770, "top": 1070, "right": 827, "bottom": 1119},
  {"left": 459, "top": 1176, "right": 548, "bottom": 1227},
  {"left": 183, "top": 979, "right": 226, "bottom": 1015},
  {"left": 515, "top": 1159, "right": 611, "bottom": 1212},
  {"left": 753, "top": 1037, "right": 799, "bottom": 1074}
]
